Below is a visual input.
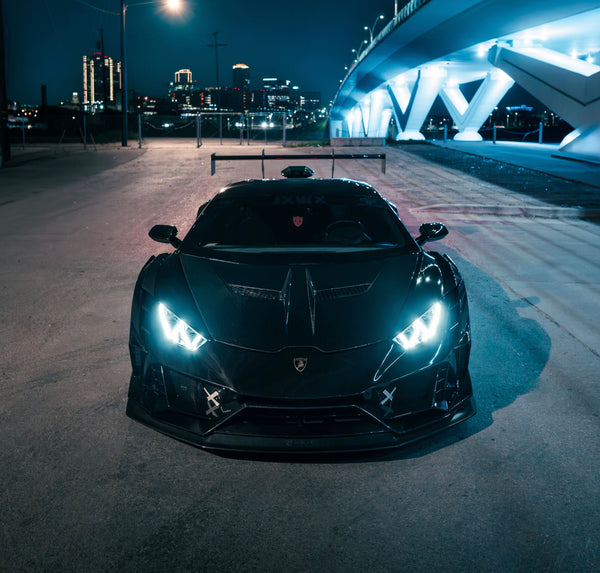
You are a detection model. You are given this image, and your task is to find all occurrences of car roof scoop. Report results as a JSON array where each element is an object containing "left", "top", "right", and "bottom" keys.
[{"left": 281, "top": 165, "right": 314, "bottom": 178}]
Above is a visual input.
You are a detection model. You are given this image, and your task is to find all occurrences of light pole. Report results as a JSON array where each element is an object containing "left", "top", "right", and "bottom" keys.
[
  {"left": 351, "top": 40, "right": 368, "bottom": 63},
  {"left": 120, "top": 0, "right": 128, "bottom": 147},
  {"left": 0, "top": 0, "right": 10, "bottom": 165},
  {"left": 364, "top": 14, "right": 385, "bottom": 43},
  {"left": 120, "top": 0, "right": 182, "bottom": 147}
]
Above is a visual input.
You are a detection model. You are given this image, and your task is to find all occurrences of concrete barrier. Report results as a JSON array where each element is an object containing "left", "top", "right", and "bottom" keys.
[{"left": 330, "top": 137, "right": 386, "bottom": 147}]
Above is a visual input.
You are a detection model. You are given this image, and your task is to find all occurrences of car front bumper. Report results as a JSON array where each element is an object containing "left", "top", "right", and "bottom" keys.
[{"left": 126, "top": 359, "right": 475, "bottom": 453}]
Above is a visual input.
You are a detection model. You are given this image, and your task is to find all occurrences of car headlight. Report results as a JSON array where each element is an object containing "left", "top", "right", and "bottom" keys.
[
  {"left": 394, "top": 302, "right": 442, "bottom": 351},
  {"left": 157, "top": 302, "right": 207, "bottom": 351}
]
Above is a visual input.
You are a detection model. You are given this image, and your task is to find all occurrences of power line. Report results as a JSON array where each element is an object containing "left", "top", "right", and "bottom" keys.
[
  {"left": 206, "top": 31, "right": 227, "bottom": 89},
  {"left": 71, "top": 0, "right": 119, "bottom": 16}
]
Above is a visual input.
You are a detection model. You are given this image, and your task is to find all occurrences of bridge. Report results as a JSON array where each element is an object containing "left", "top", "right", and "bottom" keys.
[{"left": 330, "top": 0, "right": 600, "bottom": 162}]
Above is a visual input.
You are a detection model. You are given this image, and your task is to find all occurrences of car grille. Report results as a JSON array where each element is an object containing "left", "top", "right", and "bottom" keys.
[
  {"left": 218, "top": 406, "right": 384, "bottom": 438},
  {"left": 240, "top": 394, "right": 363, "bottom": 408}
]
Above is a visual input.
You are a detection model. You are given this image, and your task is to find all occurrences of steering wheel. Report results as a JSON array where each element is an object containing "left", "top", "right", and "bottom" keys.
[{"left": 324, "top": 220, "right": 372, "bottom": 244}]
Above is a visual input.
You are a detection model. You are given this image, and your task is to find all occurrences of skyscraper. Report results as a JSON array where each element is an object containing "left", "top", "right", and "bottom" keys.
[
  {"left": 175, "top": 69, "right": 193, "bottom": 85},
  {"left": 169, "top": 69, "right": 202, "bottom": 112},
  {"left": 82, "top": 52, "right": 121, "bottom": 113},
  {"left": 231, "top": 63, "right": 251, "bottom": 111},
  {"left": 233, "top": 63, "right": 250, "bottom": 90},
  {"left": 262, "top": 78, "right": 293, "bottom": 109}
]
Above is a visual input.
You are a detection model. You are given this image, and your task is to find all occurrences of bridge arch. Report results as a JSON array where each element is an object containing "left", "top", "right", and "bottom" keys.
[{"left": 330, "top": 0, "right": 600, "bottom": 162}]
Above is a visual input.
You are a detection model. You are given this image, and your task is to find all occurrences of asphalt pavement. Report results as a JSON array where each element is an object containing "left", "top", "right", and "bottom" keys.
[{"left": 1, "top": 138, "right": 599, "bottom": 572}]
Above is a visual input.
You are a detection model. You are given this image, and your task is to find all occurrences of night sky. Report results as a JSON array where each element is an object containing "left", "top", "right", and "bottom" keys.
[{"left": 3, "top": 0, "right": 398, "bottom": 106}]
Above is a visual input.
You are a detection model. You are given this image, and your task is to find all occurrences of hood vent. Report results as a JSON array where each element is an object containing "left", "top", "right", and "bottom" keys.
[
  {"left": 229, "top": 269, "right": 292, "bottom": 304},
  {"left": 180, "top": 253, "right": 418, "bottom": 352},
  {"left": 229, "top": 285, "right": 283, "bottom": 302},
  {"left": 229, "top": 272, "right": 372, "bottom": 303},
  {"left": 315, "top": 283, "right": 372, "bottom": 301}
]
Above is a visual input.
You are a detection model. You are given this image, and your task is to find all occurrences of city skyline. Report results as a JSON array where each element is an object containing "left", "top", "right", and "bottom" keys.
[
  {"left": 3, "top": 0, "right": 397, "bottom": 106},
  {"left": 77, "top": 51, "right": 323, "bottom": 116}
]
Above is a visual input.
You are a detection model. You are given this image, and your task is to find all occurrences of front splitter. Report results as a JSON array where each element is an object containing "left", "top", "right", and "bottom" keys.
[{"left": 126, "top": 395, "right": 476, "bottom": 454}]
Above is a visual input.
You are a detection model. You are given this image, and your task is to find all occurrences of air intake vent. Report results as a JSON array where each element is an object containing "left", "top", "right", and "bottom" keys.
[
  {"left": 230, "top": 285, "right": 282, "bottom": 301},
  {"left": 281, "top": 165, "right": 314, "bottom": 178},
  {"left": 315, "top": 283, "right": 372, "bottom": 301}
]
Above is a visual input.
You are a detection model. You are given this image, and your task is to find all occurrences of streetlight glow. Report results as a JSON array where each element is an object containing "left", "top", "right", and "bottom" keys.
[
  {"left": 120, "top": 0, "right": 184, "bottom": 146},
  {"left": 352, "top": 40, "right": 368, "bottom": 60},
  {"left": 365, "top": 14, "right": 385, "bottom": 42}
]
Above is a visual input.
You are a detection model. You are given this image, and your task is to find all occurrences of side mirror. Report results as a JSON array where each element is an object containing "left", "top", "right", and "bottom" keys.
[
  {"left": 416, "top": 222, "right": 448, "bottom": 246},
  {"left": 149, "top": 225, "right": 182, "bottom": 248}
]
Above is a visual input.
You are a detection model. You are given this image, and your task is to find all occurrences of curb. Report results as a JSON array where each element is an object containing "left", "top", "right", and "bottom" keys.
[{"left": 412, "top": 204, "right": 600, "bottom": 220}]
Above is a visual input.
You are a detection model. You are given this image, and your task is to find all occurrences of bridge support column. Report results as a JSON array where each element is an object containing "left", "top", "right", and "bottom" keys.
[
  {"left": 490, "top": 44, "right": 600, "bottom": 162},
  {"left": 439, "top": 68, "right": 514, "bottom": 141},
  {"left": 387, "top": 67, "right": 445, "bottom": 140},
  {"left": 357, "top": 102, "right": 369, "bottom": 137},
  {"left": 336, "top": 105, "right": 364, "bottom": 137},
  {"left": 329, "top": 118, "right": 344, "bottom": 138},
  {"left": 364, "top": 90, "right": 392, "bottom": 138},
  {"left": 343, "top": 106, "right": 363, "bottom": 137}
]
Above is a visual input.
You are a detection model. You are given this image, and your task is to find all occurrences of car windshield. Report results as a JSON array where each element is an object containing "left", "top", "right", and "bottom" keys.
[{"left": 188, "top": 189, "right": 410, "bottom": 251}]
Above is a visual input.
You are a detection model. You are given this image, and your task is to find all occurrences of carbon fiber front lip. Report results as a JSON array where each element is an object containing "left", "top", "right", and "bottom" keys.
[{"left": 126, "top": 394, "right": 476, "bottom": 454}]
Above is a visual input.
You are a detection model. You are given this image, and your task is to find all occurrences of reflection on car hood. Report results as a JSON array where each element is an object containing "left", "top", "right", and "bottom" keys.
[{"left": 180, "top": 253, "right": 420, "bottom": 352}]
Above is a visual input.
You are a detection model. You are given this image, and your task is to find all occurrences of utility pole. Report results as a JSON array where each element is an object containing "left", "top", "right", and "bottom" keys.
[
  {"left": 207, "top": 32, "right": 227, "bottom": 109},
  {"left": 120, "top": 0, "right": 128, "bottom": 146},
  {"left": 0, "top": 0, "right": 11, "bottom": 166}
]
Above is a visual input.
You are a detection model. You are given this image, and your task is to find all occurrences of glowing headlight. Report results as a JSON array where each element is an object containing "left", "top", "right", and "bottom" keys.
[
  {"left": 158, "top": 303, "right": 207, "bottom": 351},
  {"left": 394, "top": 302, "right": 442, "bottom": 351}
]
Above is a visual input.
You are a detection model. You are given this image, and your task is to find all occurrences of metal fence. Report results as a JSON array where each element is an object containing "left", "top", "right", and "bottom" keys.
[
  {"left": 137, "top": 111, "right": 291, "bottom": 148},
  {"left": 7, "top": 110, "right": 310, "bottom": 149},
  {"left": 421, "top": 122, "right": 572, "bottom": 144}
]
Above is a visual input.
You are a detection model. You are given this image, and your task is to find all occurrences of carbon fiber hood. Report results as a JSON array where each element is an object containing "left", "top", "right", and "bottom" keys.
[{"left": 179, "top": 252, "right": 420, "bottom": 352}]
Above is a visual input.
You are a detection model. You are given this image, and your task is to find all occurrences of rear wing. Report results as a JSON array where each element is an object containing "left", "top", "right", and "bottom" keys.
[{"left": 210, "top": 150, "right": 386, "bottom": 178}]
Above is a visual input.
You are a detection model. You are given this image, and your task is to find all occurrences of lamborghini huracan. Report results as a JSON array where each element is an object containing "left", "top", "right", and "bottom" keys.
[{"left": 126, "top": 166, "right": 475, "bottom": 452}]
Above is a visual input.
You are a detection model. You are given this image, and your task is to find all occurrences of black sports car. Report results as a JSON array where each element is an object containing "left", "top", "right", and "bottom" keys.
[{"left": 126, "top": 167, "right": 475, "bottom": 453}]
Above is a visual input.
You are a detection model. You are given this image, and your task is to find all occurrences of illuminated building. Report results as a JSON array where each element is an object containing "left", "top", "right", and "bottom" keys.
[
  {"left": 175, "top": 69, "right": 193, "bottom": 85},
  {"left": 169, "top": 69, "right": 202, "bottom": 112},
  {"left": 262, "top": 78, "right": 294, "bottom": 109},
  {"left": 300, "top": 91, "right": 321, "bottom": 112},
  {"left": 231, "top": 64, "right": 251, "bottom": 110},
  {"left": 82, "top": 52, "right": 122, "bottom": 114},
  {"left": 233, "top": 63, "right": 250, "bottom": 90},
  {"left": 162, "top": 65, "right": 319, "bottom": 117}
]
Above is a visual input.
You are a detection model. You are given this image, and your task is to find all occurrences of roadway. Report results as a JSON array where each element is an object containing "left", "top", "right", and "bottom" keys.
[{"left": 1, "top": 140, "right": 599, "bottom": 572}]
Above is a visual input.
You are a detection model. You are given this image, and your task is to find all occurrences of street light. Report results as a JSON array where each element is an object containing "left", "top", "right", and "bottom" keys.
[
  {"left": 364, "top": 14, "right": 385, "bottom": 43},
  {"left": 120, "top": 0, "right": 182, "bottom": 147},
  {"left": 351, "top": 40, "right": 368, "bottom": 63}
]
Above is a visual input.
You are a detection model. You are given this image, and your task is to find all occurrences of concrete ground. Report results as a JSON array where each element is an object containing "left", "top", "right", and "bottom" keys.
[
  {"left": 429, "top": 140, "right": 600, "bottom": 189},
  {"left": 0, "top": 139, "right": 599, "bottom": 572}
]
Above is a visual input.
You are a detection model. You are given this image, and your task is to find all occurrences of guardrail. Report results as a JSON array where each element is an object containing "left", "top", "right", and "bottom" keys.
[{"left": 340, "top": 0, "right": 434, "bottom": 85}]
